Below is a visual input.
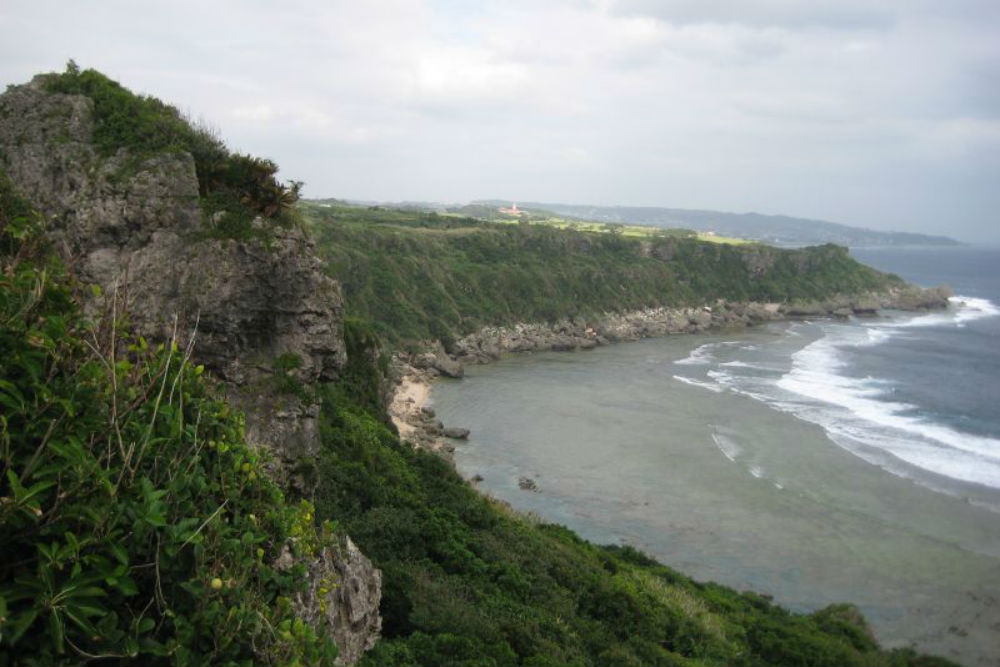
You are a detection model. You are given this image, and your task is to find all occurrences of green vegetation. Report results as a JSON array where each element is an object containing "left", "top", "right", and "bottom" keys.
[
  {"left": 306, "top": 328, "right": 952, "bottom": 667},
  {"left": 446, "top": 203, "right": 703, "bottom": 240},
  {"left": 1, "top": 71, "right": 952, "bottom": 666},
  {"left": 0, "top": 181, "right": 337, "bottom": 665},
  {"left": 42, "top": 61, "right": 301, "bottom": 242},
  {"left": 303, "top": 202, "right": 901, "bottom": 345}
]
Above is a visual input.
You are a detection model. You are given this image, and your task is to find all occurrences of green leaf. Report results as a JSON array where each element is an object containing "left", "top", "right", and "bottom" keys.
[
  {"left": 49, "top": 611, "right": 65, "bottom": 654},
  {"left": 6, "top": 608, "right": 39, "bottom": 645},
  {"left": 63, "top": 605, "right": 98, "bottom": 636},
  {"left": 139, "top": 637, "right": 169, "bottom": 656},
  {"left": 115, "top": 577, "right": 138, "bottom": 597},
  {"left": 109, "top": 542, "right": 128, "bottom": 566}
]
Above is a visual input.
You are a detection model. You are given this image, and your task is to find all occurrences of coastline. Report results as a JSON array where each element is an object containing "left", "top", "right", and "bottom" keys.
[{"left": 387, "top": 285, "right": 952, "bottom": 455}]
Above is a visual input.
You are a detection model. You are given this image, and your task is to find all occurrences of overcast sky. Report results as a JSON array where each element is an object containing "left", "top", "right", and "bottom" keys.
[{"left": 2, "top": 1, "right": 999, "bottom": 241}]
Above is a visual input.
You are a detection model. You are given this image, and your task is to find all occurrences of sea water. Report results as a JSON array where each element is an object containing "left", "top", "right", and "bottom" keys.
[{"left": 431, "top": 246, "right": 1000, "bottom": 666}]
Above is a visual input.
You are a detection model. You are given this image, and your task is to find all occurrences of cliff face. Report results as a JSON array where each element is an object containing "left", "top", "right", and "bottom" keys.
[
  {"left": 0, "top": 75, "right": 346, "bottom": 464},
  {"left": 0, "top": 76, "right": 379, "bottom": 663}
]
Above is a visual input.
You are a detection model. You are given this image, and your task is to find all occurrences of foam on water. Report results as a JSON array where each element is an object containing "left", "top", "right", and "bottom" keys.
[
  {"left": 674, "top": 343, "right": 716, "bottom": 365},
  {"left": 672, "top": 375, "right": 724, "bottom": 393},
  {"left": 674, "top": 341, "right": 740, "bottom": 365},
  {"left": 771, "top": 300, "right": 1000, "bottom": 488},
  {"left": 711, "top": 427, "right": 782, "bottom": 488},
  {"left": 674, "top": 297, "right": 1000, "bottom": 491},
  {"left": 710, "top": 429, "right": 742, "bottom": 462},
  {"left": 880, "top": 295, "right": 999, "bottom": 329}
]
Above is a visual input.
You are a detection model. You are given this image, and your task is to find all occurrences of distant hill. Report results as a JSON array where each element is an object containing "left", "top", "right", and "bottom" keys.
[{"left": 476, "top": 200, "right": 960, "bottom": 247}]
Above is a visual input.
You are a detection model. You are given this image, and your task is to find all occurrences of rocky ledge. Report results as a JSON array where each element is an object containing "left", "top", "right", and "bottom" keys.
[{"left": 450, "top": 285, "right": 951, "bottom": 365}]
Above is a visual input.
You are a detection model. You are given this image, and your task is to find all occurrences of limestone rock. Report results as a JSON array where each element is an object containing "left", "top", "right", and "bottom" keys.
[
  {"left": 294, "top": 536, "right": 383, "bottom": 667},
  {"left": 0, "top": 76, "right": 379, "bottom": 661},
  {"left": 0, "top": 77, "right": 347, "bottom": 467}
]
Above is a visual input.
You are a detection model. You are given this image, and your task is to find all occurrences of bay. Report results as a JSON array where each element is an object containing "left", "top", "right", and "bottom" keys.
[{"left": 432, "top": 246, "right": 1000, "bottom": 666}]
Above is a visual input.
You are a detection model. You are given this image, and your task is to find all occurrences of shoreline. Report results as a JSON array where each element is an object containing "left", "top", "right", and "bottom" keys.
[
  {"left": 387, "top": 286, "right": 953, "bottom": 455},
  {"left": 425, "top": 303, "right": 1000, "bottom": 667}
]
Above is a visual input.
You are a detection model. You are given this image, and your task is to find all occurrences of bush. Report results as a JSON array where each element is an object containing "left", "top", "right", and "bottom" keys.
[
  {"left": 0, "top": 208, "right": 337, "bottom": 665},
  {"left": 42, "top": 62, "right": 300, "bottom": 241}
]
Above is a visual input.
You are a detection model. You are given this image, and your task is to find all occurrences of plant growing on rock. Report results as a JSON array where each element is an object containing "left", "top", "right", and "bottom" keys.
[{"left": 0, "top": 201, "right": 338, "bottom": 665}]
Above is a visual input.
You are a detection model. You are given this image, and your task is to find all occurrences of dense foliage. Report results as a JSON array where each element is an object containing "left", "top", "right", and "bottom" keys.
[
  {"left": 308, "top": 328, "right": 952, "bottom": 667},
  {"left": 0, "top": 184, "right": 337, "bottom": 665},
  {"left": 304, "top": 204, "right": 901, "bottom": 346},
  {"left": 42, "top": 62, "right": 301, "bottom": 241}
]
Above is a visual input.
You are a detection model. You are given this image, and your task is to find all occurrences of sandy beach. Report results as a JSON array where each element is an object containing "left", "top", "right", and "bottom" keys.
[{"left": 388, "top": 373, "right": 432, "bottom": 438}]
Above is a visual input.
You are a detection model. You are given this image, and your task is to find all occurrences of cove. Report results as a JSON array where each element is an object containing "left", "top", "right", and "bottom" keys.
[{"left": 431, "top": 327, "right": 1000, "bottom": 667}]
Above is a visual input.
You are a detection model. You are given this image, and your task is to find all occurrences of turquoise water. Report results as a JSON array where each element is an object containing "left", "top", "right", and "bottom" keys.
[{"left": 432, "top": 320, "right": 1000, "bottom": 665}]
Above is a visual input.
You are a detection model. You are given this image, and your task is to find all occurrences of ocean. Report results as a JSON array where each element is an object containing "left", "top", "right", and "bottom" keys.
[{"left": 431, "top": 245, "right": 1000, "bottom": 666}]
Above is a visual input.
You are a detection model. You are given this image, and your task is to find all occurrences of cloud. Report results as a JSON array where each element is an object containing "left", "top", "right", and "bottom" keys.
[
  {"left": 607, "top": 0, "right": 896, "bottom": 30},
  {"left": 0, "top": 0, "right": 998, "bottom": 240}
]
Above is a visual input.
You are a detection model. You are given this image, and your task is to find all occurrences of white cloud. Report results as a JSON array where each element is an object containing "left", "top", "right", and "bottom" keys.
[{"left": 0, "top": 0, "right": 998, "bottom": 240}]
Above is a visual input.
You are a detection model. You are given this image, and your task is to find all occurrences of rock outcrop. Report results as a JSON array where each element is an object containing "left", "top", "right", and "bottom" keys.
[
  {"left": 291, "top": 537, "right": 383, "bottom": 667},
  {"left": 0, "top": 76, "right": 379, "bottom": 663},
  {"left": 0, "top": 75, "right": 347, "bottom": 466},
  {"left": 448, "top": 287, "right": 950, "bottom": 365}
]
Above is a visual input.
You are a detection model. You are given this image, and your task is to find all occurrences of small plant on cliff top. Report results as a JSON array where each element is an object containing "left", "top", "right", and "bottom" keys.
[
  {"left": 0, "top": 208, "right": 337, "bottom": 664},
  {"left": 41, "top": 62, "right": 301, "bottom": 242}
]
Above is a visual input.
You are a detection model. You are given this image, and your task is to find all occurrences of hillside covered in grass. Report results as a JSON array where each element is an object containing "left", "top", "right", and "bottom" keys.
[{"left": 303, "top": 202, "right": 904, "bottom": 346}]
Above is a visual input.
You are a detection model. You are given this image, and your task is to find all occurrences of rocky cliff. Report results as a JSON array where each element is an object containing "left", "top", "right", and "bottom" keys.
[{"left": 0, "top": 75, "right": 380, "bottom": 664}]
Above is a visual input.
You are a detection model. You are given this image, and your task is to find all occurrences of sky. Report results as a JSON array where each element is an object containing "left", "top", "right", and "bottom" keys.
[{"left": 1, "top": 0, "right": 999, "bottom": 242}]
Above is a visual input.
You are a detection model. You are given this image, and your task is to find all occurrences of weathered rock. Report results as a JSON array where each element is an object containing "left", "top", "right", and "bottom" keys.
[
  {"left": 0, "top": 77, "right": 347, "bottom": 466},
  {"left": 443, "top": 426, "right": 470, "bottom": 439},
  {"left": 550, "top": 337, "right": 576, "bottom": 352},
  {"left": 850, "top": 298, "right": 881, "bottom": 315},
  {"left": 518, "top": 476, "right": 539, "bottom": 492},
  {"left": 886, "top": 284, "right": 952, "bottom": 310},
  {"left": 412, "top": 345, "right": 464, "bottom": 378},
  {"left": 832, "top": 307, "right": 853, "bottom": 319},
  {"left": 0, "top": 76, "right": 380, "bottom": 662},
  {"left": 433, "top": 353, "right": 464, "bottom": 378},
  {"left": 785, "top": 301, "right": 828, "bottom": 317},
  {"left": 293, "top": 536, "right": 382, "bottom": 667}
]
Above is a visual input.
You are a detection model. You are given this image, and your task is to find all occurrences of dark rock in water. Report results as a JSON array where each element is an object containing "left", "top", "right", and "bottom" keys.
[
  {"left": 471, "top": 474, "right": 484, "bottom": 484},
  {"left": 433, "top": 354, "right": 464, "bottom": 378},
  {"left": 443, "top": 427, "right": 470, "bottom": 439},
  {"left": 785, "top": 302, "right": 828, "bottom": 317},
  {"left": 420, "top": 406, "right": 436, "bottom": 418},
  {"left": 518, "top": 476, "right": 539, "bottom": 492},
  {"left": 832, "top": 307, "right": 853, "bottom": 319},
  {"left": 412, "top": 343, "right": 464, "bottom": 378},
  {"left": 851, "top": 298, "right": 881, "bottom": 315},
  {"left": 550, "top": 341, "right": 576, "bottom": 352}
]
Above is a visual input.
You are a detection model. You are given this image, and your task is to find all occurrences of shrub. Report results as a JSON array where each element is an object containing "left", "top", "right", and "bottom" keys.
[
  {"left": 42, "top": 62, "right": 300, "bottom": 241},
  {"left": 0, "top": 208, "right": 337, "bottom": 665}
]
